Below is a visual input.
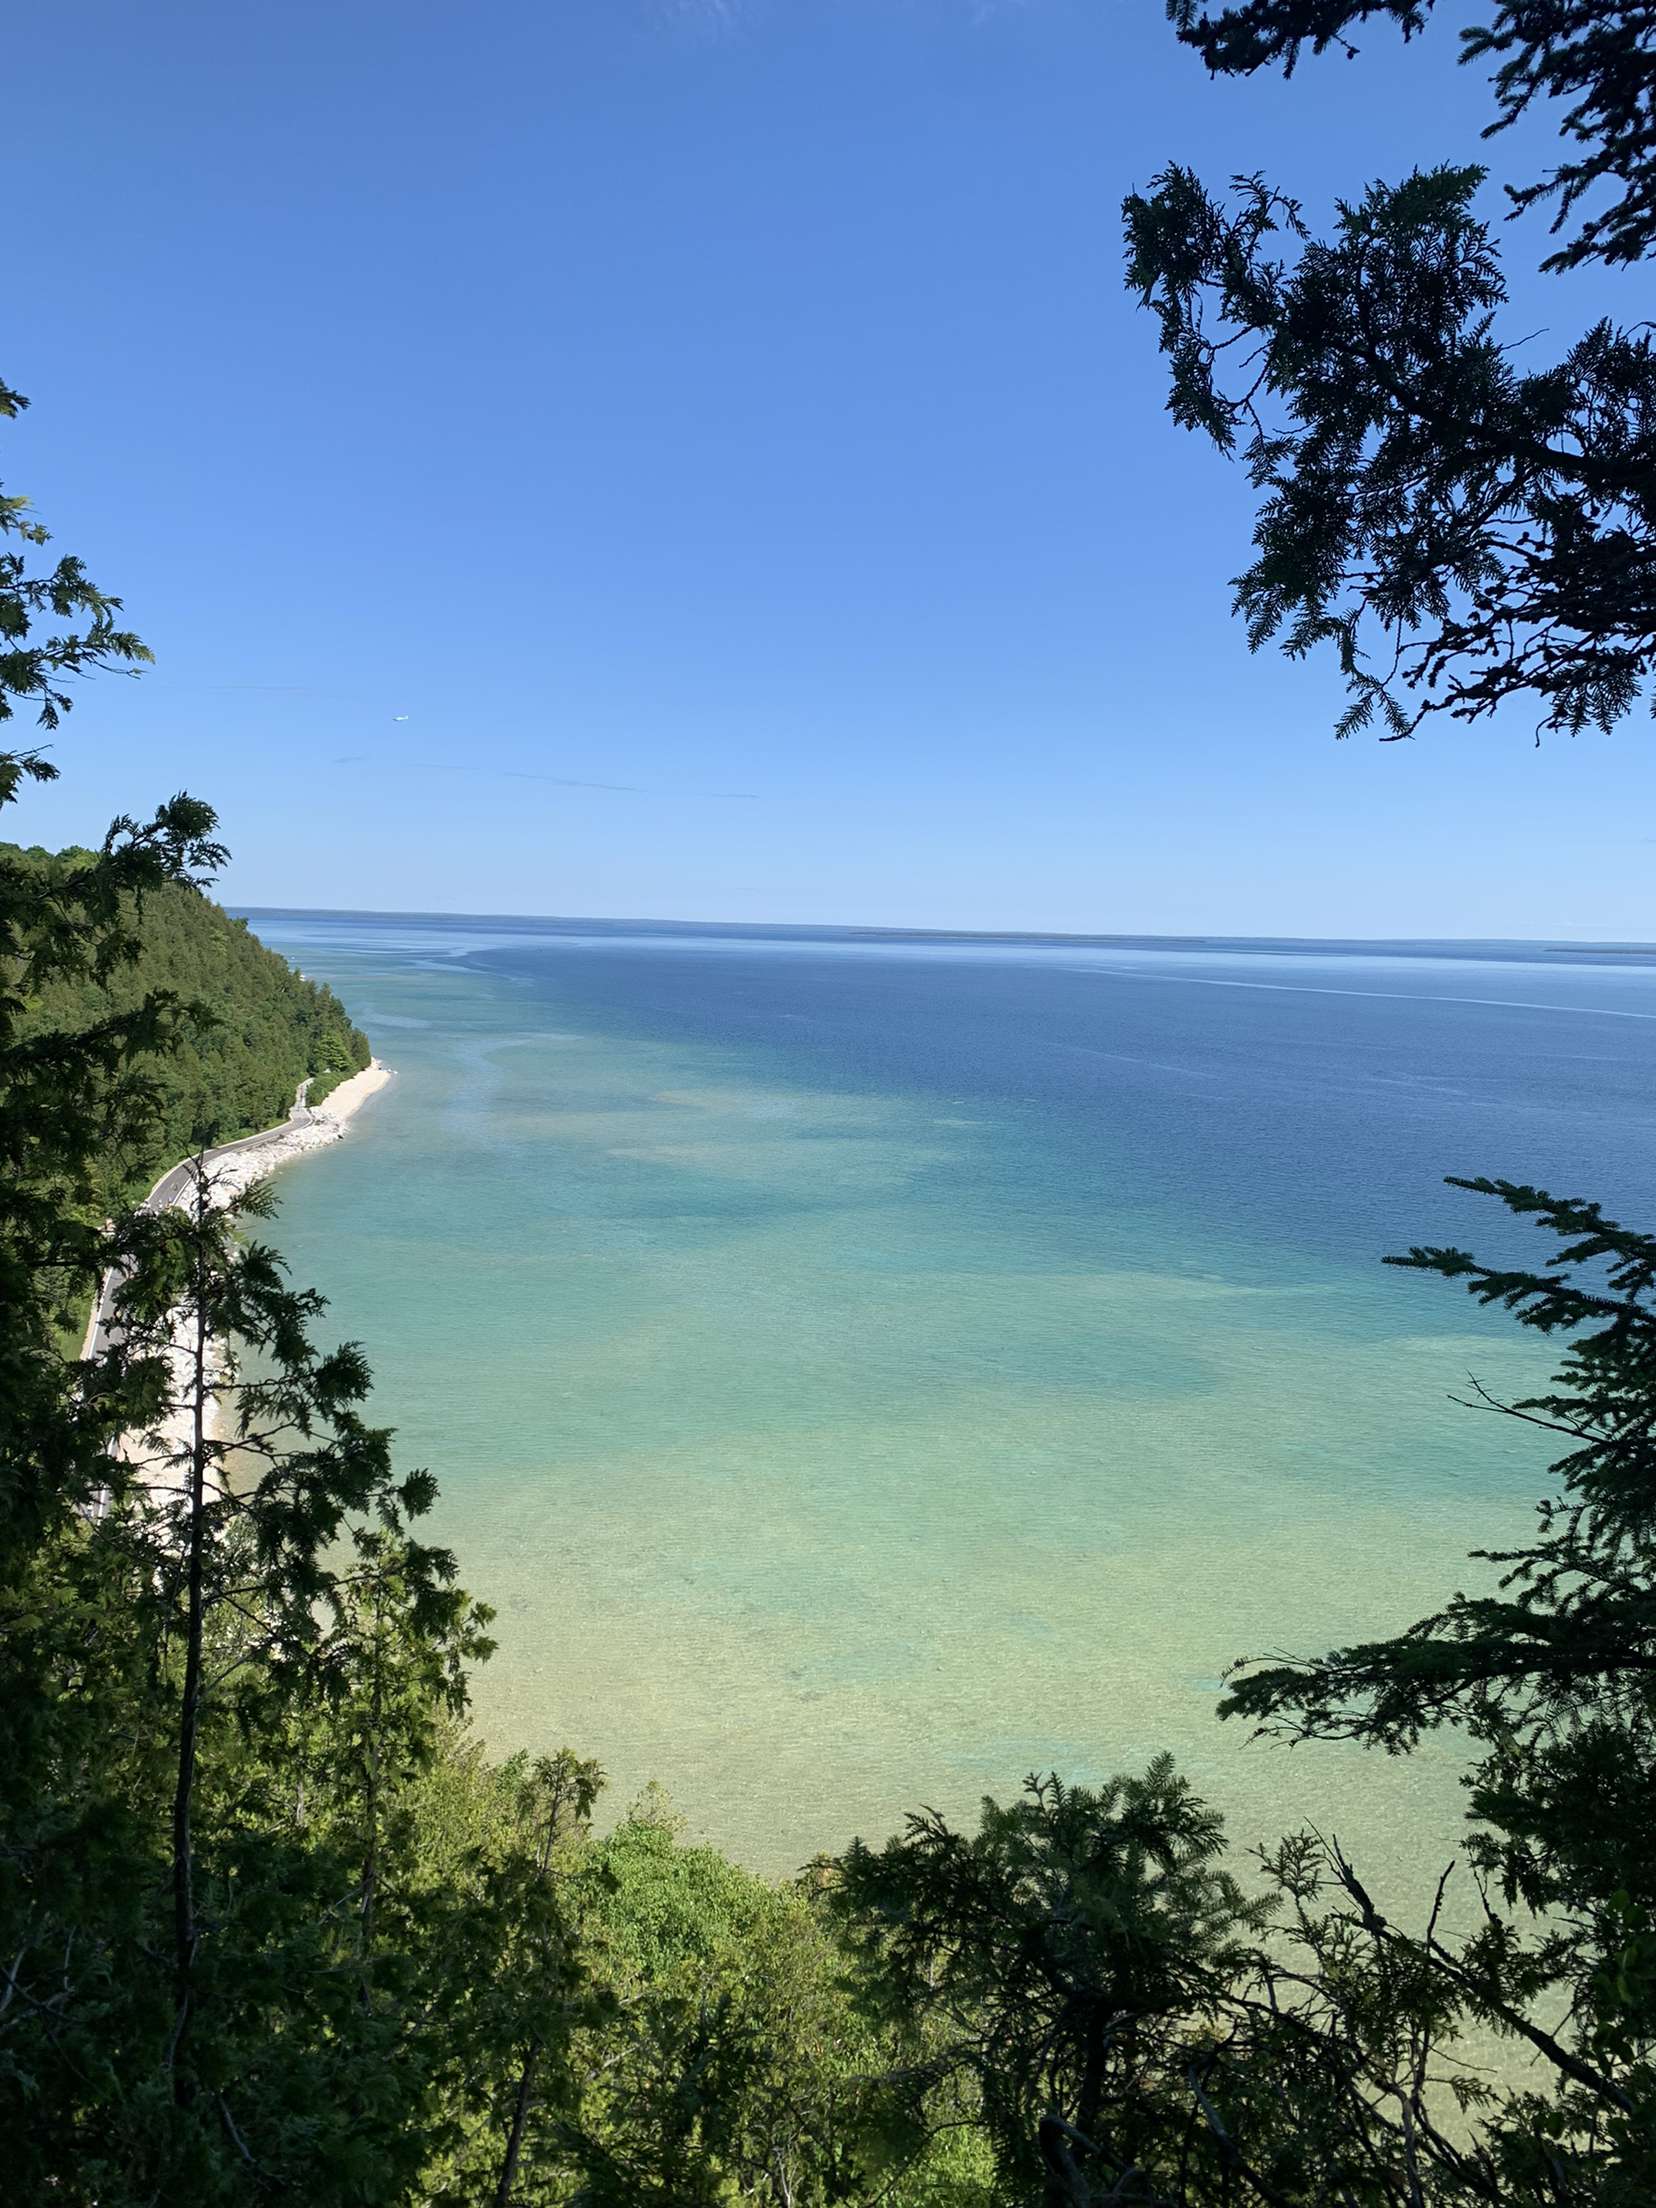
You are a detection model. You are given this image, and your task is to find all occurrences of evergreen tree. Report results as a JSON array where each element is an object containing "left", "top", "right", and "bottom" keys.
[
  {"left": 835, "top": 1761, "right": 1283, "bottom": 2208},
  {"left": 1224, "top": 1178, "right": 1656, "bottom": 2202},
  {"left": 78, "top": 1156, "right": 486, "bottom": 2190},
  {"left": 1123, "top": 1, "right": 1656, "bottom": 742}
]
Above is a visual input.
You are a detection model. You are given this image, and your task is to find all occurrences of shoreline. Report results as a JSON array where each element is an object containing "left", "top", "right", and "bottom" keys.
[
  {"left": 316, "top": 1057, "right": 393, "bottom": 1120},
  {"left": 115, "top": 1058, "right": 394, "bottom": 1497},
  {"left": 196, "top": 1056, "right": 395, "bottom": 1202}
]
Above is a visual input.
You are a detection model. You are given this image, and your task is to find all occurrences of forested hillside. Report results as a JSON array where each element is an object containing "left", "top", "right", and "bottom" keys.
[{"left": 7, "top": 842, "right": 368, "bottom": 1197}]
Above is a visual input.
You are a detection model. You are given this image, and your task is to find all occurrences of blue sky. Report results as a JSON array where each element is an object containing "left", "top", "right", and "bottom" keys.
[{"left": 7, "top": 0, "right": 1652, "bottom": 936}]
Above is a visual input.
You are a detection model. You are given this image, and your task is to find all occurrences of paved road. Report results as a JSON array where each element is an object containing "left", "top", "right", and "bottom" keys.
[{"left": 84, "top": 1079, "right": 312, "bottom": 1364}]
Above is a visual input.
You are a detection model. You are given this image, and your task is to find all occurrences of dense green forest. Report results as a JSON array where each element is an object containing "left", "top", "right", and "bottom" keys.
[
  {"left": 4, "top": 8, "right": 1656, "bottom": 2200},
  {"left": 7, "top": 840, "right": 368, "bottom": 1201}
]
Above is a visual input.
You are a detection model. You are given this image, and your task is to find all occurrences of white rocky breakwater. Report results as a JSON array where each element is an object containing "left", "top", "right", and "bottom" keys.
[{"left": 204, "top": 1058, "right": 394, "bottom": 1201}]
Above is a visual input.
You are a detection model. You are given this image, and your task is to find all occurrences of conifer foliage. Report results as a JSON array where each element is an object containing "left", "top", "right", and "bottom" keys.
[
  {"left": 1123, "top": 1, "right": 1656, "bottom": 742},
  {"left": 1225, "top": 1179, "right": 1656, "bottom": 2198}
]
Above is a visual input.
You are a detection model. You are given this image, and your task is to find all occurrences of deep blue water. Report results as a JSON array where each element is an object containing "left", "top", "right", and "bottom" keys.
[
  {"left": 240, "top": 914, "right": 1656, "bottom": 1878},
  {"left": 475, "top": 928, "right": 1656, "bottom": 1279}
]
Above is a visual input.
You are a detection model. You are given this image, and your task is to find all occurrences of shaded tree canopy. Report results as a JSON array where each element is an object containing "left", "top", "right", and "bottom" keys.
[
  {"left": 0, "top": 375, "right": 150, "bottom": 740},
  {"left": 1167, "top": 1, "right": 1656, "bottom": 274},
  {"left": 1124, "top": 1, "right": 1656, "bottom": 743}
]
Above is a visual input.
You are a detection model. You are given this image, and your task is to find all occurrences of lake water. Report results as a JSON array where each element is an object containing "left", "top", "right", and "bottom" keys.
[{"left": 239, "top": 913, "right": 1656, "bottom": 1898}]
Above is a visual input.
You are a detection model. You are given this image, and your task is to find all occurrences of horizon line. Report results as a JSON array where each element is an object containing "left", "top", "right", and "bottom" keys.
[{"left": 229, "top": 904, "right": 1656, "bottom": 956}]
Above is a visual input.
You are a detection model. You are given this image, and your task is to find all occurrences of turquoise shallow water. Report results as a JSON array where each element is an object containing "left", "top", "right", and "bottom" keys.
[{"left": 240, "top": 914, "right": 1656, "bottom": 1898}]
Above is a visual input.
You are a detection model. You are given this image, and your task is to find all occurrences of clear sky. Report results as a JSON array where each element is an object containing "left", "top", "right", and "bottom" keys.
[{"left": 7, "top": 0, "right": 1651, "bottom": 936}]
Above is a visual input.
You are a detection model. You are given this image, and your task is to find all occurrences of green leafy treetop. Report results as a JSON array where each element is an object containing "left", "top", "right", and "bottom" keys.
[{"left": 1123, "top": 3, "right": 1656, "bottom": 742}]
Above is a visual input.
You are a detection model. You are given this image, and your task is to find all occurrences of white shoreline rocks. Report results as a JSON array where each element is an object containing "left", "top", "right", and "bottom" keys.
[
  {"left": 117, "top": 1059, "right": 394, "bottom": 1496},
  {"left": 202, "top": 1057, "right": 394, "bottom": 1201}
]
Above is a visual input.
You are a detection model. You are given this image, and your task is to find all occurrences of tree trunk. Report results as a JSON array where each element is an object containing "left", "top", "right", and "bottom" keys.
[
  {"left": 493, "top": 1788, "right": 563, "bottom": 2203},
  {"left": 493, "top": 2037, "right": 541, "bottom": 2208},
  {"left": 167, "top": 1179, "right": 211, "bottom": 2103},
  {"left": 358, "top": 1637, "right": 383, "bottom": 1994}
]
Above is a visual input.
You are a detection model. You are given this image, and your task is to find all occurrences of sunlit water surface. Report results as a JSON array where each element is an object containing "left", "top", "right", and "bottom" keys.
[{"left": 239, "top": 914, "right": 1656, "bottom": 1903}]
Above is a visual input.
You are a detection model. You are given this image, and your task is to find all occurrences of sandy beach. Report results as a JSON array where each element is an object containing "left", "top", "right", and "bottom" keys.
[
  {"left": 196, "top": 1057, "right": 395, "bottom": 1202},
  {"left": 313, "top": 1057, "right": 393, "bottom": 1123}
]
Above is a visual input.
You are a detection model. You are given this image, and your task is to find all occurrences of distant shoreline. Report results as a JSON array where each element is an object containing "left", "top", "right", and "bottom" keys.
[{"left": 233, "top": 907, "right": 1656, "bottom": 962}]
